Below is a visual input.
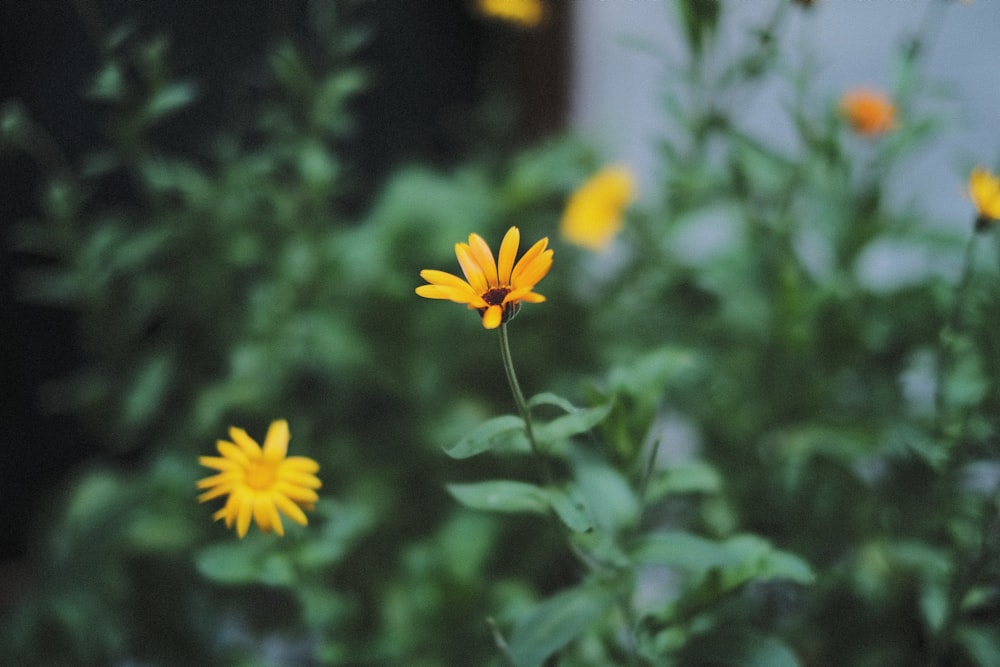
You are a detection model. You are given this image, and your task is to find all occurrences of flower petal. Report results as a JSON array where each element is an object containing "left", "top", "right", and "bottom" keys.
[
  {"left": 275, "top": 481, "right": 320, "bottom": 504},
  {"left": 284, "top": 456, "right": 321, "bottom": 473},
  {"left": 236, "top": 492, "right": 254, "bottom": 538},
  {"left": 416, "top": 284, "right": 486, "bottom": 307},
  {"left": 263, "top": 419, "right": 290, "bottom": 463},
  {"left": 229, "top": 427, "right": 262, "bottom": 458},
  {"left": 481, "top": 304, "right": 504, "bottom": 329},
  {"left": 198, "top": 455, "right": 239, "bottom": 471},
  {"left": 468, "top": 233, "right": 500, "bottom": 286},
  {"left": 215, "top": 441, "right": 251, "bottom": 467},
  {"left": 497, "top": 226, "right": 520, "bottom": 285},
  {"left": 511, "top": 244, "right": 553, "bottom": 288},
  {"left": 455, "top": 243, "right": 490, "bottom": 293},
  {"left": 274, "top": 493, "right": 310, "bottom": 526}
]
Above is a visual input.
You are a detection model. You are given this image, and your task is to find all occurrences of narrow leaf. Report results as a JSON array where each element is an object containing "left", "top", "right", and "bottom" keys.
[
  {"left": 535, "top": 401, "right": 612, "bottom": 445},
  {"left": 443, "top": 415, "right": 527, "bottom": 459},
  {"left": 446, "top": 481, "right": 549, "bottom": 515}
]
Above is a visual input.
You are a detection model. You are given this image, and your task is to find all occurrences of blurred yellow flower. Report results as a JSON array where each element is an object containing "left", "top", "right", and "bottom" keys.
[
  {"left": 560, "top": 165, "right": 637, "bottom": 252},
  {"left": 197, "top": 420, "right": 321, "bottom": 538},
  {"left": 839, "top": 88, "right": 898, "bottom": 136},
  {"left": 969, "top": 167, "right": 1000, "bottom": 229},
  {"left": 476, "top": 0, "right": 544, "bottom": 28},
  {"left": 416, "top": 226, "right": 553, "bottom": 329}
]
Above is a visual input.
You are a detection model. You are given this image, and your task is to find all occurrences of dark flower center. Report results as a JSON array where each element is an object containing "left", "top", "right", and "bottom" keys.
[{"left": 482, "top": 287, "right": 511, "bottom": 306}]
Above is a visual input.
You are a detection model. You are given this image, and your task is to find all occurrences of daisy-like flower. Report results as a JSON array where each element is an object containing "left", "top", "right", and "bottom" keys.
[
  {"left": 476, "top": 0, "right": 545, "bottom": 28},
  {"left": 839, "top": 88, "right": 898, "bottom": 136},
  {"left": 560, "top": 165, "right": 636, "bottom": 252},
  {"left": 969, "top": 167, "right": 1000, "bottom": 231},
  {"left": 416, "top": 226, "right": 553, "bottom": 329},
  {"left": 197, "top": 420, "right": 321, "bottom": 538}
]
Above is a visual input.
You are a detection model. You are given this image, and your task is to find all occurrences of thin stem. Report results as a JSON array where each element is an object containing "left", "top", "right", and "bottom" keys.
[{"left": 498, "top": 323, "right": 552, "bottom": 486}]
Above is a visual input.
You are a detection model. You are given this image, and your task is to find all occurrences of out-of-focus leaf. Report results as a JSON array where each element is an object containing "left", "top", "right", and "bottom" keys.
[
  {"left": 546, "top": 487, "right": 592, "bottom": 533},
  {"left": 144, "top": 82, "right": 198, "bottom": 121},
  {"left": 443, "top": 415, "right": 527, "bottom": 459},
  {"left": 572, "top": 450, "right": 639, "bottom": 532},
  {"left": 195, "top": 540, "right": 296, "bottom": 587},
  {"left": 446, "top": 480, "right": 549, "bottom": 515},
  {"left": 956, "top": 625, "right": 1000, "bottom": 667},
  {"left": 534, "top": 400, "right": 612, "bottom": 445},
  {"left": 632, "top": 532, "right": 815, "bottom": 587},
  {"left": 720, "top": 535, "right": 816, "bottom": 587},
  {"left": 631, "top": 531, "right": 738, "bottom": 570},
  {"left": 506, "top": 584, "right": 616, "bottom": 667},
  {"left": 645, "top": 461, "right": 723, "bottom": 501},
  {"left": 684, "top": 630, "right": 802, "bottom": 667},
  {"left": 121, "top": 354, "right": 172, "bottom": 433}
]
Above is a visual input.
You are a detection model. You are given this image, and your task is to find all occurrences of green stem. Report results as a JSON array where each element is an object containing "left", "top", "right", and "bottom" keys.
[{"left": 498, "top": 323, "right": 552, "bottom": 485}]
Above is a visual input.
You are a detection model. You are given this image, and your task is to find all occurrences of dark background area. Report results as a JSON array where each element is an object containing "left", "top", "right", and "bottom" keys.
[{"left": 0, "top": 0, "right": 568, "bottom": 560}]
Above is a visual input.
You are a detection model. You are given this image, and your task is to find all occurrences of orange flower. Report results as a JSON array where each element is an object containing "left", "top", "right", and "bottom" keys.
[
  {"left": 560, "top": 165, "right": 637, "bottom": 252},
  {"left": 416, "top": 226, "right": 553, "bottom": 329},
  {"left": 839, "top": 88, "right": 898, "bottom": 136},
  {"left": 969, "top": 167, "right": 1000, "bottom": 231}
]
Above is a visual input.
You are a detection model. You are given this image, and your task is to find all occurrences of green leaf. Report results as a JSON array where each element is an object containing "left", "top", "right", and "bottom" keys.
[
  {"left": 527, "top": 392, "right": 580, "bottom": 414},
  {"left": 443, "top": 415, "right": 527, "bottom": 459},
  {"left": 446, "top": 481, "right": 549, "bottom": 515},
  {"left": 718, "top": 535, "right": 816, "bottom": 587},
  {"left": 957, "top": 625, "right": 1000, "bottom": 667},
  {"left": 631, "top": 532, "right": 815, "bottom": 587},
  {"left": 570, "top": 451, "right": 639, "bottom": 533},
  {"left": 506, "top": 585, "right": 616, "bottom": 667},
  {"left": 631, "top": 531, "right": 739, "bottom": 570},
  {"left": 684, "top": 630, "right": 802, "bottom": 667},
  {"left": 534, "top": 400, "right": 612, "bottom": 445},
  {"left": 144, "top": 82, "right": 198, "bottom": 121},
  {"left": 195, "top": 541, "right": 296, "bottom": 587},
  {"left": 645, "top": 461, "right": 723, "bottom": 501},
  {"left": 546, "top": 488, "right": 592, "bottom": 533}
]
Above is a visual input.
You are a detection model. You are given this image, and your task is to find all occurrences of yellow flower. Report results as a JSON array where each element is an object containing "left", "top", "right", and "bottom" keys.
[
  {"left": 560, "top": 165, "right": 636, "bottom": 252},
  {"left": 416, "top": 226, "right": 553, "bottom": 329},
  {"left": 839, "top": 88, "right": 898, "bottom": 136},
  {"left": 969, "top": 167, "right": 1000, "bottom": 230},
  {"left": 197, "top": 420, "right": 321, "bottom": 538},
  {"left": 476, "top": 0, "right": 544, "bottom": 28}
]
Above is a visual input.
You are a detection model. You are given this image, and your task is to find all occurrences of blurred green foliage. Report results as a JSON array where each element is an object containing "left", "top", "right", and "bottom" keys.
[{"left": 3, "top": 1, "right": 1000, "bottom": 666}]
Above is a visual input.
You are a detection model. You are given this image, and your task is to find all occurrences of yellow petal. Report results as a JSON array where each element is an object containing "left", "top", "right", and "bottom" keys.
[
  {"left": 511, "top": 246, "right": 553, "bottom": 288},
  {"left": 455, "top": 243, "right": 490, "bottom": 293},
  {"left": 278, "top": 468, "right": 322, "bottom": 489},
  {"left": 416, "top": 284, "right": 485, "bottom": 307},
  {"left": 468, "top": 233, "right": 499, "bottom": 286},
  {"left": 197, "top": 485, "right": 233, "bottom": 503},
  {"left": 481, "top": 304, "right": 504, "bottom": 329},
  {"left": 497, "top": 227, "right": 520, "bottom": 285},
  {"left": 196, "top": 472, "right": 240, "bottom": 489},
  {"left": 263, "top": 419, "right": 290, "bottom": 463},
  {"left": 215, "top": 441, "right": 251, "bottom": 467},
  {"left": 236, "top": 493, "right": 254, "bottom": 538},
  {"left": 284, "top": 456, "right": 321, "bottom": 473},
  {"left": 275, "top": 482, "right": 320, "bottom": 504},
  {"left": 274, "top": 493, "right": 310, "bottom": 526},
  {"left": 198, "top": 455, "right": 239, "bottom": 471},
  {"left": 228, "top": 427, "right": 262, "bottom": 458}
]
